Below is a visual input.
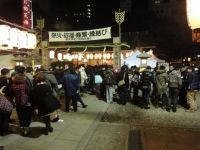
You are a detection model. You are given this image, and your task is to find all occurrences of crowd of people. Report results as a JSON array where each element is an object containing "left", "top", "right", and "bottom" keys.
[
  {"left": 100, "top": 64, "right": 200, "bottom": 113},
  {"left": 0, "top": 63, "right": 200, "bottom": 137}
]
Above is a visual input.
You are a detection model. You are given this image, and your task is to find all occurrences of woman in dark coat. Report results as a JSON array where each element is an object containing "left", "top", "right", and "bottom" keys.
[{"left": 33, "top": 73, "right": 60, "bottom": 135}]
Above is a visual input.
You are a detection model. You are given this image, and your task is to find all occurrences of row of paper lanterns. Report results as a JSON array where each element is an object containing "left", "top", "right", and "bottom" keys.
[
  {"left": 49, "top": 51, "right": 133, "bottom": 61},
  {"left": 0, "top": 25, "right": 36, "bottom": 49}
]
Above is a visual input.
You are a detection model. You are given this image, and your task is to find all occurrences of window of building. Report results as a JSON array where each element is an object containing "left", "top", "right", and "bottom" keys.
[{"left": 154, "top": 0, "right": 160, "bottom": 4}]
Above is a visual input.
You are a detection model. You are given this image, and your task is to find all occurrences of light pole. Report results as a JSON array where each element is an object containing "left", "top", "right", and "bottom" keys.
[{"left": 114, "top": 8, "right": 125, "bottom": 69}]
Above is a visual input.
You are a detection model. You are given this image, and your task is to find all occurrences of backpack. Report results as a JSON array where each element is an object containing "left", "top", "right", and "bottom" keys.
[
  {"left": 141, "top": 71, "right": 153, "bottom": 87},
  {"left": 131, "top": 74, "right": 139, "bottom": 86},
  {"left": 169, "top": 73, "right": 178, "bottom": 84},
  {"left": 104, "top": 76, "right": 113, "bottom": 85}
]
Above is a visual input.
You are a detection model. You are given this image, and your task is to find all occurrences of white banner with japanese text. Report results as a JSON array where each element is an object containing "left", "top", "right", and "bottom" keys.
[{"left": 48, "top": 27, "right": 111, "bottom": 42}]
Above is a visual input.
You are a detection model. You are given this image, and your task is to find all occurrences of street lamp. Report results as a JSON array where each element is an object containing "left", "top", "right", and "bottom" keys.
[
  {"left": 114, "top": 8, "right": 125, "bottom": 69},
  {"left": 137, "top": 51, "right": 152, "bottom": 68}
]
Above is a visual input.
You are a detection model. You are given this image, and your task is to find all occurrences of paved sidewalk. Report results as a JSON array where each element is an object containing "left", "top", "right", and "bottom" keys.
[{"left": 0, "top": 94, "right": 109, "bottom": 150}]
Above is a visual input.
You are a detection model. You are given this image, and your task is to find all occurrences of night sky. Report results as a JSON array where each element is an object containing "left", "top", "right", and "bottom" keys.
[{"left": 0, "top": 0, "right": 197, "bottom": 58}]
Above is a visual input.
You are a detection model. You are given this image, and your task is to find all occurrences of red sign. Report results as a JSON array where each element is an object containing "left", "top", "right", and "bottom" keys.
[{"left": 22, "top": 0, "right": 31, "bottom": 29}]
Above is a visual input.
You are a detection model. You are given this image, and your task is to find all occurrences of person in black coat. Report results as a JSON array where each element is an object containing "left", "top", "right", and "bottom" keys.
[
  {"left": 117, "top": 65, "right": 129, "bottom": 105},
  {"left": 33, "top": 73, "right": 60, "bottom": 135}
]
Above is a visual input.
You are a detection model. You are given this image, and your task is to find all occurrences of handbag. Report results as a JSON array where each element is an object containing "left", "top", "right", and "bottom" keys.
[
  {"left": 0, "top": 86, "right": 13, "bottom": 113},
  {"left": 118, "top": 73, "right": 126, "bottom": 86},
  {"left": 43, "top": 93, "right": 61, "bottom": 115},
  {"left": 95, "top": 74, "right": 103, "bottom": 84}
]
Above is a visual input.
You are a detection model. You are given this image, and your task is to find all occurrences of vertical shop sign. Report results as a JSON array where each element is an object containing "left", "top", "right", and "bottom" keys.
[{"left": 22, "top": 0, "right": 31, "bottom": 28}]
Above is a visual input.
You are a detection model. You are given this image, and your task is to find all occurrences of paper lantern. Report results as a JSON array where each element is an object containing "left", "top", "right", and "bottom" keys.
[
  {"left": 78, "top": 54, "right": 82, "bottom": 61},
  {"left": 98, "top": 53, "right": 102, "bottom": 59},
  {"left": 86, "top": 53, "right": 90, "bottom": 59},
  {"left": 49, "top": 50, "right": 55, "bottom": 59},
  {"left": 27, "top": 33, "right": 36, "bottom": 49},
  {"left": 89, "top": 54, "right": 93, "bottom": 59},
  {"left": 10, "top": 28, "right": 20, "bottom": 48},
  {"left": 94, "top": 53, "right": 99, "bottom": 59},
  {"left": 19, "top": 31, "right": 28, "bottom": 49},
  {"left": 57, "top": 53, "right": 63, "bottom": 61},
  {"left": 106, "top": 53, "right": 111, "bottom": 59},
  {"left": 187, "top": 0, "right": 200, "bottom": 29},
  {"left": 0, "top": 25, "right": 10, "bottom": 48},
  {"left": 103, "top": 53, "right": 107, "bottom": 59}
]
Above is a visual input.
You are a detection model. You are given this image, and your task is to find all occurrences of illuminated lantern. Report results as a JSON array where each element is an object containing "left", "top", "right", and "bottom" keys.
[
  {"left": 187, "top": 0, "right": 200, "bottom": 29},
  {"left": 111, "top": 53, "right": 114, "bottom": 59},
  {"left": 103, "top": 53, "right": 107, "bottom": 59},
  {"left": 106, "top": 53, "right": 111, "bottom": 59},
  {"left": 98, "top": 53, "right": 102, "bottom": 59},
  {"left": 27, "top": 33, "right": 36, "bottom": 49},
  {"left": 73, "top": 54, "right": 78, "bottom": 59},
  {"left": 89, "top": 54, "right": 93, "bottom": 59},
  {"left": 10, "top": 28, "right": 20, "bottom": 49},
  {"left": 57, "top": 53, "right": 63, "bottom": 61},
  {"left": 94, "top": 53, "right": 98, "bottom": 59},
  {"left": 0, "top": 25, "right": 10, "bottom": 48},
  {"left": 19, "top": 31, "right": 28, "bottom": 49},
  {"left": 63, "top": 54, "right": 67, "bottom": 60},
  {"left": 86, "top": 53, "right": 90, "bottom": 59},
  {"left": 49, "top": 50, "right": 55, "bottom": 59},
  {"left": 78, "top": 54, "right": 82, "bottom": 61}
]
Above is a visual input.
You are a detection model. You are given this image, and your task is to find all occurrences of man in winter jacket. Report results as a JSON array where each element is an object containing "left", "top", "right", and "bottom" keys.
[
  {"left": 155, "top": 65, "right": 168, "bottom": 108},
  {"left": 167, "top": 68, "right": 182, "bottom": 112},
  {"left": 140, "top": 66, "right": 154, "bottom": 109},
  {"left": 62, "top": 68, "right": 79, "bottom": 112},
  {"left": 186, "top": 67, "right": 200, "bottom": 112}
]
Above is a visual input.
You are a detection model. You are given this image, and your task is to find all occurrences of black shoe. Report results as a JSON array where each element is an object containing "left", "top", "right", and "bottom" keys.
[
  {"left": 144, "top": 106, "right": 150, "bottom": 109},
  {"left": 23, "top": 129, "right": 31, "bottom": 136},
  {"left": 82, "top": 105, "right": 88, "bottom": 108},
  {"left": 44, "top": 129, "right": 49, "bottom": 135},
  {"left": 51, "top": 117, "right": 59, "bottom": 122},
  {"left": 166, "top": 107, "right": 170, "bottom": 112},
  {"left": 73, "top": 109, "right": 78, "bottom": 112},
  {"left": 48, "top": 127, "right": 53, "bottom": 132},
  {"left": 172, "top": 108, "right": 177, "bottom": 112}
]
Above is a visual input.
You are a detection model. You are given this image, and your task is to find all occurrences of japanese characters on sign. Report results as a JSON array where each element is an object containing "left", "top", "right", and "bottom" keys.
[
  {"left": 22, "top": 0, "right": 31, "bottom": 29},
  {"left": 48, "top": 27, "right": 111, "bottom": 42}
]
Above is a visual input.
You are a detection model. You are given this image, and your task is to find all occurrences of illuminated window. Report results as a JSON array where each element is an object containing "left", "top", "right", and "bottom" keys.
[{"left": 154, "top": 0, "right": 160, "bottom": 4}]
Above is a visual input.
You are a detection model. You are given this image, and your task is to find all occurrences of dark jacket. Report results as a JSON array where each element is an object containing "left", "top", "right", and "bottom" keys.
[
  {"left": 187, "top": 71, "right": 200, "bottom": 90},
  {"left": 33, "top": 82, "right": 59, "bottom": 116},
  {"left": 62, "top": 73, "right": 79, "bottom": 97}
]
